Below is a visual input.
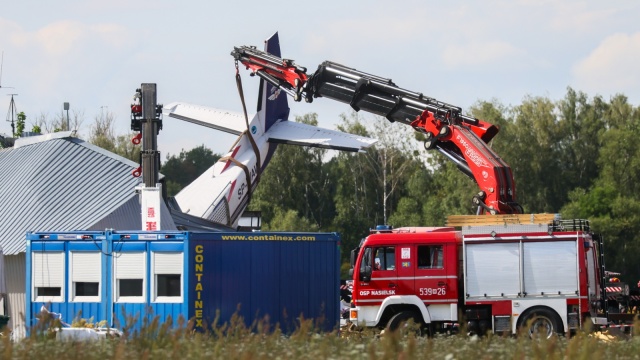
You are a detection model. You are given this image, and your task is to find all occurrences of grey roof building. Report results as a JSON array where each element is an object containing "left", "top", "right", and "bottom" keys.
[{"left": 0, "top": 131, "right": 177, "bottom": 338}]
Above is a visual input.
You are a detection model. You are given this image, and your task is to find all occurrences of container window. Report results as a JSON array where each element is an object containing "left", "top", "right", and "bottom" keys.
[
  {"left": 33, "top": 252, "right": 64, "bottom": 302},
  {"left": 119, "top": 279, "right": 143, "bottom": 297},
  {"left": 114, "top": 252, "right": 146, "bottom": 303},
  {"left": 70, "top": 251, "right": 101, "bottom": 302},
  {"left": 75, "top": 282, "right": 99, "bottom": 296},
  {"left": 152, "top": 252, "right": 182, "bottom": 303},
  {"left": 157, "top": 274, "right": 181, "bottom": 297},
  {"left": 37, "top": 287, "right": 61, "bottom": 297}
]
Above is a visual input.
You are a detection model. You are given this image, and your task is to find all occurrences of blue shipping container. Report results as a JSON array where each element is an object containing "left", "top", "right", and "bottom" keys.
[{"left": 25, "top": 231, "right": 341, "bottom": 334}]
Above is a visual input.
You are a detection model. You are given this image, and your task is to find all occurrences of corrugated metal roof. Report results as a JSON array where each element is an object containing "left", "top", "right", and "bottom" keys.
[
  {"left": 169, "top": 207, "right": 236, "bottom": 232},
  {"left": 0, "top": 135, "right": 176, "bottom": 255},
  {"left": 89, "top": 196, "right": 175, "bottom": 231}
]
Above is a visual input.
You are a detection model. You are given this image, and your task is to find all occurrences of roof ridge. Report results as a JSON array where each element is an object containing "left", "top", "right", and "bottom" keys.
[{"left": 13, "top": 131, "right": 76, "bottom": 148}]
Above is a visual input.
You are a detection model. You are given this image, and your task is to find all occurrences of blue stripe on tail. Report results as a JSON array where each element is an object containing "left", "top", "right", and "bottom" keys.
[
  {"left": 263, "top": 32, "right": 290, "bottom": 131},
  {"left": 259, "top": 32, "right": 290, "bottom": 171}
]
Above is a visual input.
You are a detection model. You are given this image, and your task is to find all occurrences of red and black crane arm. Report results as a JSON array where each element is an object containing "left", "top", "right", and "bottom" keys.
[{"left": 231, "top": 46, "right": 523, "bottom": 215}]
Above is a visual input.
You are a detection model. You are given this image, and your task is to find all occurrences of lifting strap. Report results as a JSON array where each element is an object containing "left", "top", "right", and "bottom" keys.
[
  {"left": 235, "top": 62, "right": 262, "bottom": 178},
  {"left": 216, "top": 62, "right": 261, "bottom": 212}
]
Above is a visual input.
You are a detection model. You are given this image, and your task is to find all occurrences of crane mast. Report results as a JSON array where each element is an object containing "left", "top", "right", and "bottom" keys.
[{"left": 232, "top": 46, "right": 522, "bottom": 215}]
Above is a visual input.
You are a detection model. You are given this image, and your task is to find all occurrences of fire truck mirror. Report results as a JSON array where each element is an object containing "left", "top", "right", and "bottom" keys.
[{"left": 348, "top": 268, "right": 354, "bottom": 277}]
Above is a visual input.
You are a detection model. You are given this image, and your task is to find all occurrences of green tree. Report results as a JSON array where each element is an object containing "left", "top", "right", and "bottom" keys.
[
  {"left": 388, "top": 101, "right": 507, "bottom": 226},
  {"left": 388, "top": 164, "right": 433, "bottom": 226},
  {"left": 497, "top": 95, "right": 565, "bottom": 212},
  {"left": 477, "top": 89, "right": 613, "bottom": 214},
  {"left": 328, "top": 112, "right": 382, "bottom": 255},
  {"left": 89, "top": 110, "right": 116, "bottom": 149},
  {"left": 88, "top": 110, "right": 140, "bottom": 162},
  {"left": 261, "top": 207, "right": 319, "bottom": 232},
  {"left": 562, "top": 95, "right": 640, "bottom": 283},
  {"left": 563, "top": 185, "right": 640, "bottom": 284},
  {"left": 556, "top": 88, "right": 608, "bottom": 192},
  {"left": 328, "top": 111, "right": 441, "bottom": 258},
  {"left": 330, "top": 111, "right": 420, "bottom": 228},
  {"left": 421, "top": 161, "right": 478, "bottom": 224},
  {"left": 367, "top": 115, "right": 419, "bottom": 224},
  {"left": 35, "top": 110, "right": 84, "bottom": 133},
  {"left": 16, "top": 112, "right": 26, "bottom": 137},
  {"left": 250, "top": 113, "right": 334, "bottom": 229},
  {"left": 161, "top": 145, "right": 220, "bottom": 197}
]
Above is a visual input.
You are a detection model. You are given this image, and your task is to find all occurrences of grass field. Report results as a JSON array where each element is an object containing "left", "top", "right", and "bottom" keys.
[{"left": 1, "top": 315, "right": 639, "bottom": 360}]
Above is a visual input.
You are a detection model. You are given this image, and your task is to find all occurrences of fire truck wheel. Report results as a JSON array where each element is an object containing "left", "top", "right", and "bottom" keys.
[
  {"left": 518, "top": 308, "right": 563, "bottom": 339},
  {"left": 386, "top": 311, "right": 422, "bottom": 335}
]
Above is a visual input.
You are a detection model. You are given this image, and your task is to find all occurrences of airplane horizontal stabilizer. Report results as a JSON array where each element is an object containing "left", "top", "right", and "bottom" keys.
[
  {"left": 163, "top": 102, "right": 246, "bottom": 136},
  {"left": 268, "top": 121, "right": 377, "bottom": 152}
]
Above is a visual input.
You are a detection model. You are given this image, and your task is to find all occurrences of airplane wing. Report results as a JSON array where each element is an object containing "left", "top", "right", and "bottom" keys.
[
  {"left": 164, "top": 102, "right": 377, "bottom": 152},
  {"left": 163, "top": 102, "right": 247, "bottom": 135},
  {"left": 267, "top": 121, "right": 377, "bottom": 152}
]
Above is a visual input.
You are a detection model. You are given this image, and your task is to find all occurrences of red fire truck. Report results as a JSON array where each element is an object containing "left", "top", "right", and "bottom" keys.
[{"left": 347, "top": 220, "right": 607, "bottom": 337}]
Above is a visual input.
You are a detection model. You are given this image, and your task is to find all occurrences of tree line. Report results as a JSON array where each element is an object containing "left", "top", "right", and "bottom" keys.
[
  {"left": 159, "top": 88, "right": 640, "bottom": 282},
  {"left": 243, "top": 88, "right": 639, "bottom": 282},
  {"left": 13, "top": 87, "right": 638, "bottom": 283}
]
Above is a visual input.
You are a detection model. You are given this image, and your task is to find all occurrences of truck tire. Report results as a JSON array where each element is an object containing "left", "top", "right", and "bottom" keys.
[
  {"left": 386, "top": 311, "right": 422, "bottom": 335},
  {"left": 518, "top": 308, "right": 563, "bottom": 339}
]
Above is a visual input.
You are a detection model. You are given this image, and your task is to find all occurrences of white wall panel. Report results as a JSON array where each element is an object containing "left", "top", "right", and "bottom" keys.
[
  {"left": 523, "top": 241, "right": 577, "bottom": 294},
  {"left": 6, "top": 254, "right": 26, "bottom": 340},
  {"left": 466, "top": 243, "right": 520, "bottom": 297}
]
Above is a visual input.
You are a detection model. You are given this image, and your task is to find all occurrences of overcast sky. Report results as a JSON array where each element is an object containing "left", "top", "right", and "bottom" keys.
[{"left": 1, "top": 1, "right": 639, "bottom": 158}]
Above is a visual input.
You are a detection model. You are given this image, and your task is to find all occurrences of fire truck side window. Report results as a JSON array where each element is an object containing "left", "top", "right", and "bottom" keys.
[
  {"left": 361, "top": 248, "right": 372, "bottom": 273},
  {"left": 374, "top": 247, "right": 395, "bottom": 270},
  {"left": 418, "top": 245, "right": 443, "bottom": 269}
]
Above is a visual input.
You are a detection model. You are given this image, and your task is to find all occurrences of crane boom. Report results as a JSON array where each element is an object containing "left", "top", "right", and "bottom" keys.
[{"left": 231, "top": 46, "right": 522, "bottom": 215}]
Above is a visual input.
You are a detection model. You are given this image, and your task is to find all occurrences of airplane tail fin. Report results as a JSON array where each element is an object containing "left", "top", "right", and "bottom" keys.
[
  {"left": 258, "top": 33, "right": 290, "bottom": 129},
  {"left": 253, "top": 32, "right": 290, "bottom": 170}
]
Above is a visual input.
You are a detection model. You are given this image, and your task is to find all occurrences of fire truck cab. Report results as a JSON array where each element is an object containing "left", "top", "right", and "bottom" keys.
[
  {"left": 350, "top": 226, "right": 461, "bottom": 330},
  {"left": 349, "top": 220, "right": 607, "bottom": 337}
]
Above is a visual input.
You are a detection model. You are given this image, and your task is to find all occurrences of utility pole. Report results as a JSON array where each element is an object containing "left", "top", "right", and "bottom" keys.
[
  {"left": 6, "top": 94, "right": 17, "bottom": 137},
  {"left": 64, "top": 102, "right": 70, "bottom": 130}
]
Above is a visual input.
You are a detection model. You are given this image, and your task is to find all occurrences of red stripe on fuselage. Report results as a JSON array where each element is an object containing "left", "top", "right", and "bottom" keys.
[
  {"left": 227, "top": 179, "right": 237, "bottom": 202},
  {"left": 222, "top": 145, "right": 242, "bottom": 173}
]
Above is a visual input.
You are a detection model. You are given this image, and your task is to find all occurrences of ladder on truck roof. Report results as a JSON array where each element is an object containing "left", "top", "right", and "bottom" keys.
[
  {"left": 448, "top": 214, "right": 592, "bottom": 237},
  {"left": 447, "top": 213, "right": 560, "bottom": 235}
]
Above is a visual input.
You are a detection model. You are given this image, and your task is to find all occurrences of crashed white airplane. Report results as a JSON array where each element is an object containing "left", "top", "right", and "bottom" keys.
[{"left": 163, "top": 33, "right": 376, "bottom": 228}]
